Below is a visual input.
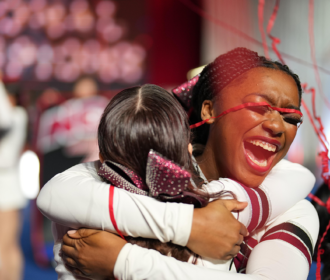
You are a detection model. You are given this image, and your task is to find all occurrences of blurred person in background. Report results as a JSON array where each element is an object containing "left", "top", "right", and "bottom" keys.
[
  {"left": 32, "top": 76, "right": 108, "bottom": 266},
  {"left": 65, "top": 75, "right": 109, "bottom": 162},
  {"left": 36, "top": 75, "right": 108, "bottom": 179},
  {"left": 0, "top": 80, "right": 28, "bottom": 280}
]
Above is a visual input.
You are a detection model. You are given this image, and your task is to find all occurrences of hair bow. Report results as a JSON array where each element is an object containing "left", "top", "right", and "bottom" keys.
[
  {"left": 98, "top": 150, "right": 207, "bottom": 207},
  {"left": 172, "top": 75, "right": 200, "bottom": 110}
]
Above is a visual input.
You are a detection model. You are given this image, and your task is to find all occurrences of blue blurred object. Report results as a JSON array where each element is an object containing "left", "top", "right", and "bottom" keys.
[
  {"left": 21, "top": 202, "right": 57, "bottom": 280},
  {"left": 307, "top": 261, "right": 322, "bottom": 280}
]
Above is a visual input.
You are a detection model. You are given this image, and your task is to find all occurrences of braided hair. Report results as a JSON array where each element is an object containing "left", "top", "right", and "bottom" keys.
[{"left": 191, "top": 47, "right": 302, "bottom": 147}]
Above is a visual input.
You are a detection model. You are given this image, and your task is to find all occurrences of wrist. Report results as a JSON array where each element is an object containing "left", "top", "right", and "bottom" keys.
[
  {"left": 187, "top": 208, "right": 203, "bottom": 247},
  {"left": 173, "top": 203, "right": 194, "bottom": 246}
]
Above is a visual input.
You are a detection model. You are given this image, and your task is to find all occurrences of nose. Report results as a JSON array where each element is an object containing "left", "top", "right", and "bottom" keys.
[{"left": 262, "top": 111, "right": 285, "bottom": 137}]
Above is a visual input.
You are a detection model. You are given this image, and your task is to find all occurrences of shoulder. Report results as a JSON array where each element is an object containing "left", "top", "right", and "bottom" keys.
[
  {"left": 270, "top": 159, "right": 315, "bottom": 180},
  {"left": 266, "top": 199, "right": 319, "bottom": 247},
  {"left": 63, "top": 160, "right": 102, "bottom": 180},
  {"left": 273, "top": 159, "right": 311, "bottom": 173}
]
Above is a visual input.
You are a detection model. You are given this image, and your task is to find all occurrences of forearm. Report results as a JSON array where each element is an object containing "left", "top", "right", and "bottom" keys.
[
  {"left": 113, "top": 199, "right": 318, "bottom": 280},
  {"left": 37, "top": 162, "right": 193, "bottom": 246},
  {"left": 114, "top": 244, "right": 261, "bottom": 280}
]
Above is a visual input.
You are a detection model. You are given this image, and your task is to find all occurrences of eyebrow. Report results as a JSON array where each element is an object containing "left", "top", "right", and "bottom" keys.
[{"left": 243, "top": 93, "right": 301, "bottom": 111}]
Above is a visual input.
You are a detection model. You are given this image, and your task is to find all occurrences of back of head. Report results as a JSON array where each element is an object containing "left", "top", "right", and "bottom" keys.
[
  {"left": 191, "top": 47, "right": 302, "bottom": 146},
  {"left": 98, "top": 84, "right": 191, "bottom": 184}
]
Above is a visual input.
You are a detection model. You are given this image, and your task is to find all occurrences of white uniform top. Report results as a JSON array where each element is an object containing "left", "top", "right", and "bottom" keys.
[
  {"left": 0, "top": 106, "right": 28, "bottom": 210},
  {"left": 37, "top": 159, "right": 318, "bottom": 280}
]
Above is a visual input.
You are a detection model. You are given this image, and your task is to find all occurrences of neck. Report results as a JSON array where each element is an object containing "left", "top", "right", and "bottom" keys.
[{"left": 195, "top": 146, "right": 220, "bottom": 181}]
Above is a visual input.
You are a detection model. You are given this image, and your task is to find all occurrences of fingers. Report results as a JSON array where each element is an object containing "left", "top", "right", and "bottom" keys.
[
  {"left": 67, "top": 230, "right": 80, "bottom": 239},
  {"left": 62, "top": 253, "right": 78, "bottom": 268},
  {"left": 74, "top": 228, "right": 102, "bottom": 238},
  {"left": 63, "top": 233, "right": 78, "bottom": 247},
  {"left": 61, "top": 244, "right": 78, "bottom": 259},
  {"left": 222, "top": 244, "right": 241, "bottom": 261},
  {"left": 64, "top": 265, "right": 87, "bottom": 279},
  {"left": 239, "top": 223, "right": 249, "bottom": 237},
  {"left": 222, "top": 199, "right": 248, "bottom": 212},
  {"left": 236, "top": 234, "right": 244, "bottom": 246}
]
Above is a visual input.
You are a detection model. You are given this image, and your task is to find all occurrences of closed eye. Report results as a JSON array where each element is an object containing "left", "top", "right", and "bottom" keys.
[
  {"left": 249, "top": 105, "right": 270, "bottom": 115},
  {"left": 282, "top": 114, "right": 302, "bottom": 126}
]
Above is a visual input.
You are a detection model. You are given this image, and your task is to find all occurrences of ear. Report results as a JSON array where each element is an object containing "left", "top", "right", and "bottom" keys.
[
  {"left": 188, "top": 143, "right": 193, "bottom": 155},
  {"left": 99, "top": 152, "right": 104, "bottom": 163},
  {"left": 201, "top": 100, "right": 216, "bottom": 124}
]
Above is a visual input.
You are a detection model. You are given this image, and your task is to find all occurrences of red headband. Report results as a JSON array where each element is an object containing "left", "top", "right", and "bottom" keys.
[{"left": 190, "top": 101, "right": 303, "bottom": 129}]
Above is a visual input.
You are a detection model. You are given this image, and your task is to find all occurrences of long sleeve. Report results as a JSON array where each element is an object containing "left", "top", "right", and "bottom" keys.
[
  {"left": 113, "top": 200, "right": 319, "bottom": 280},
  {"left": 37, "top": 161, "right": 194, "bottom": 246},
  {"left": 245, "top": 199, "right": 319, "bottom": 279},
  {"left": 37, "top": 159, "right": 314, "bottom": 246},
  {"left": 114, "top": 244, "right": 260, "bottom": 280},
  {"left": 207, "top": 159, "right": 315, "bottom": 232}
]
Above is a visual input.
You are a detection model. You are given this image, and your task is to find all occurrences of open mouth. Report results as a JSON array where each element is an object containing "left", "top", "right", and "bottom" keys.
[{"left": 243, "top": 139, "right": 278, "bottom": 172}]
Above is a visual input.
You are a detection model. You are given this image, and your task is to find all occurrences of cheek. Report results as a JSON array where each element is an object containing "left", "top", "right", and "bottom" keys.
[
  {"left": 234, "top": 110, "right": 263, "bottom": 133},
  {"left": 284, "top": 125, "right": 298, "bottom": 150},
  {"left": 287, "top": 125, "right": 298, "bottom": 145}
]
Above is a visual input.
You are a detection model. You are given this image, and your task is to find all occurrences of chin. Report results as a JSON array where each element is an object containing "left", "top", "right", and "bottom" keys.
[{"left": 232, "top": 172, "right": 267, "bottom": 189}]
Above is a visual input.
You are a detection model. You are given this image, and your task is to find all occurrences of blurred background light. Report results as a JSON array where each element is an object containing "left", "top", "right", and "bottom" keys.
[
  {"left": 19, "top": 150, "right": 40, "bottom": 200},
  {"left": 0, "top": 0, "right": 145, "bottom": 85}
]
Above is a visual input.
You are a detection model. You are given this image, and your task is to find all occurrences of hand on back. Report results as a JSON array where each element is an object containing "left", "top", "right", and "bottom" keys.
[
  {"left": 62, "top": 228, "right": 126, "bottom": 280},
  {"left": 61, "top": 198, "right": 248, "bottom": 278},
  {"left": 187, "top": 199, "right": 248, "bottom": 260}
]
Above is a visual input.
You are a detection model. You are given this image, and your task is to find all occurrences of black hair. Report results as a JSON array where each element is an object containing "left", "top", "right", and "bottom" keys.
[{"left": 190, "top": 48, "right": 303, "bottom": 147}]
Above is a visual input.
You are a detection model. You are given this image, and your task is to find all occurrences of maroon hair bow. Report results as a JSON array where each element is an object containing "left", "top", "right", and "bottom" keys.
[
  {"left": 98, "top": 150, "right": 207, "bottom": 207},
  {"left": 172, "top": 75, "right": 200, "bottom": 109}
]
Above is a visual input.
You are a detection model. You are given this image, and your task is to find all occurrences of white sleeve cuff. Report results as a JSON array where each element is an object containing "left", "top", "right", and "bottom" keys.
[{"left": 171, "top": 203, "right": 194, "bottom": 246}]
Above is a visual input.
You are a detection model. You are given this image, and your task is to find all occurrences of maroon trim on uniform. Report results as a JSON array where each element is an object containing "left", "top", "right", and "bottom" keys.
[
  {"left": 234, "top": 241, "right": 253, "bottom": 273},
  {"left": 239, "top": 184, "right": 261, "bottom": 232},
  {"left": 261, "top": 232, "right": 312, "bottom": 268},
  {"left": 245, "top": 236, "right": 258, "bottom": 249},
  {"left": 254, "top": 187, "right": 270, "bottom": 230}
]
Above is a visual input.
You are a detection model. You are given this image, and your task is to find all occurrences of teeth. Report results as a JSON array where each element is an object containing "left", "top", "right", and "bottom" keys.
[
  {"left": 247, "top": 153, "right": 267, "bottom": 167},
  {"left": 248, "top": 140, "right": 276, "bottom": 152}
]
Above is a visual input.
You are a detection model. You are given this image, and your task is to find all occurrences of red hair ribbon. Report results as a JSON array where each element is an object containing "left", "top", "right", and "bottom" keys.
[{"left": 190, "top": 102, "right": 302, "bottom": 129}]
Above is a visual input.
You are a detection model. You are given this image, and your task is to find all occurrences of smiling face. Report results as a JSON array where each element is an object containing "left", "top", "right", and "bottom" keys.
[{"left": 201, "top": 67, "right": 300, "bottom": 187}]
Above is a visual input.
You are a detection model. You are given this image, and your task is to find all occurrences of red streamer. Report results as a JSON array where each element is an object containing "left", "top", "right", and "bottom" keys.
[
  {"left": 259, "top": 1, "right": 330, "bottom": 278},
  {"left": 178, "top": 0, "right": 330, "bottom": 76},
  {"left": 265, "top": 0, "right": 284, "bottom": 64},
  {"left": 180, "top": 0, "right": 330, "bottom": 276},
  {"left": 258, "top": 0, "right": 269, "bottom": 59},
  {"left": 190, "top": 102, "right": 302, "bottom": 129}
]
